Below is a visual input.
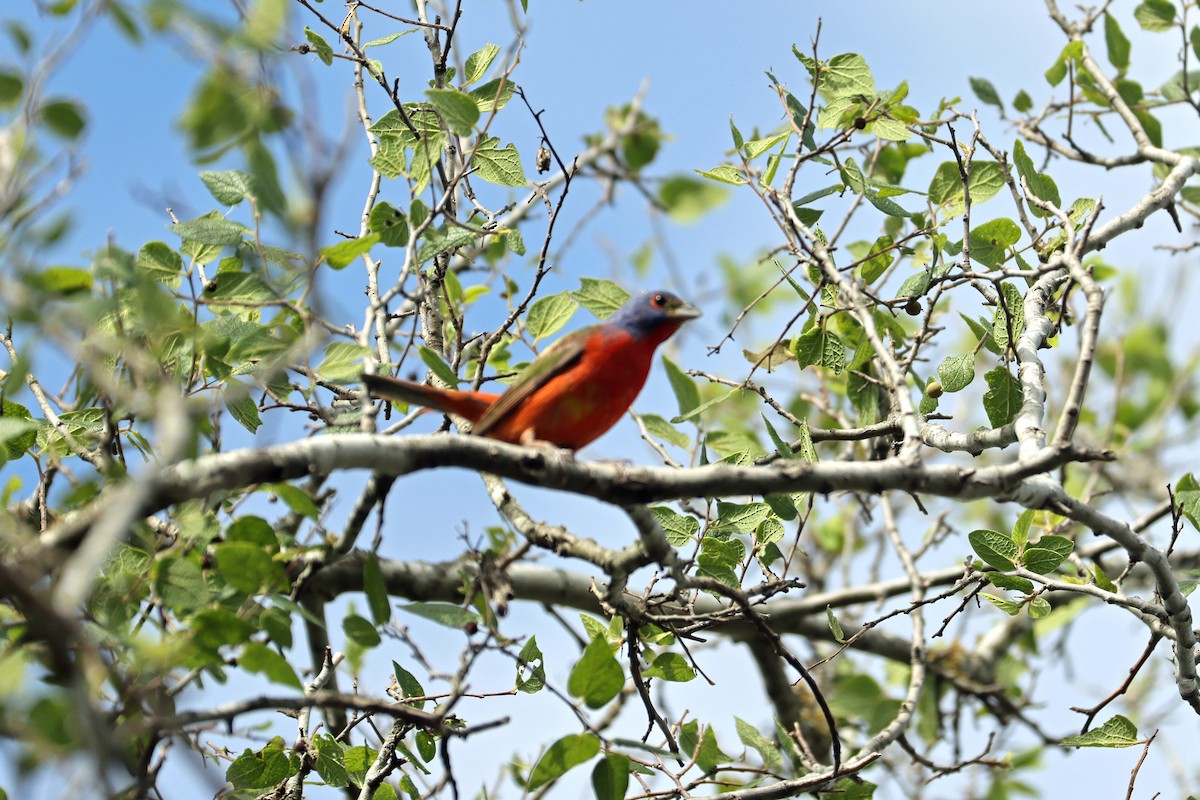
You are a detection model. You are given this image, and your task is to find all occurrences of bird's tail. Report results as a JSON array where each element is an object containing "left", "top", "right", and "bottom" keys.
[{"left": 362, "top": 373, "right": 498, "bottom": 423}]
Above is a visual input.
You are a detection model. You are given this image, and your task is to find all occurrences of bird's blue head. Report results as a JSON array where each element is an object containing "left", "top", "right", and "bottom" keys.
[{"left": 606, "top": 290, "right": 701, "bottom": 342}]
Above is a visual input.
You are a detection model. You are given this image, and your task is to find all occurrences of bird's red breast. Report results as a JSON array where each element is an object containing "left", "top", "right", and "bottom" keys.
[
  {"left": 478, "top": 326, "right": 661, "bottom": 449},
  {"left": 364, "top": 290, "right": 699, "bottom": 450}
]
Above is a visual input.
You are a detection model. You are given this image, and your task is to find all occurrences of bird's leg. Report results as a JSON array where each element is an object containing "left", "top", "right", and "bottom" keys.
[{"left": 519, "top": 428, "right": 577, "bottom": 462}]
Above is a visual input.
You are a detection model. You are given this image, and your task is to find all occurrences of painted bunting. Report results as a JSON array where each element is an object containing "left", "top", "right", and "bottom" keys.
[{"left": 363, "top": 290, "right": 700, "bottom": 450}]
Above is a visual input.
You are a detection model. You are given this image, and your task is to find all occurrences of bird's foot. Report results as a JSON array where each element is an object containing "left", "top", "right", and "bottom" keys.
[{"left": 519, "top": 429, "right": 577, "bottom": 463}]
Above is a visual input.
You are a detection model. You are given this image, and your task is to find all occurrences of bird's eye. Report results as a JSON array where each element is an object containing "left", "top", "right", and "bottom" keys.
[{"left": 651, "top": 293, "right": 667, "bottom": 307}]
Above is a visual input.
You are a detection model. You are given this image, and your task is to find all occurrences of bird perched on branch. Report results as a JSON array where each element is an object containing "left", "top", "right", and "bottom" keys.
[{"left": 363, "top": 290, "right": 700, "bottom": 450}]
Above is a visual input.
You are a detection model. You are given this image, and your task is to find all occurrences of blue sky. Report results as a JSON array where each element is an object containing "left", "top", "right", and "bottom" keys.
[{"left": 4, "top": 1, "right": 1198, "bottom": 798}]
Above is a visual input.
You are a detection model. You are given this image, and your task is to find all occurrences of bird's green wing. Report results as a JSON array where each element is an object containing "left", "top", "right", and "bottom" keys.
[{"left": 472, "top": 325, "right": 594, "bottom": 437}]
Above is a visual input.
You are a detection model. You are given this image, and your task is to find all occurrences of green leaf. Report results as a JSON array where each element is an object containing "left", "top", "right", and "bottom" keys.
[
  {"left": 171, "top": 214, "right": 247, "bottom": 247},
  {"left": 1104, "top": 12, "right": 1131, "bottom": 71},
  {"left": 368, "top": 201, "right": 410, "bottom": 247},
  {"left": 1134, "top": 0, "right": 1175, "bottom": 32},
  {"left": 408, "top": 134, "right": 447, "bottom": 195},
  {"left": 658, "top": 175, "right": 729, "bottom": 223},
  {"left": 415, "top": 222, "right": 474, "bottom": 264},
  {"left": 852, "top": 235, "right": 895, "bottom": 283},
  {"left": 580, "top": 614, "right": 615, "bottom": 645},
  {"left": 266, "top": 483, "right": 321, "bottom": 520},
  {"left": 792, "top": 325, "right": 846, "bottom": 373},
  {"left": 826, "top": 606, "right": 847, "bottom": 642},
  {"left": 744, "top": 130, "right": 790, "bottom": 159},
  {"left": 1011, "top": 509, "right": 1035, "bottom": 549},
  {"left": 39, "top": 99, "right": 86, "bottom": 140},
  {"left": 1012, "top": 139, "right": 1061, "bottom": 216},
  {"left": 313, "top": 733, "right": 349, "bottom": 787},
  {"left": 729, "top": 116, "right": 745, "bottom": 151},
  {"left": 463, "top": 43, "right": 500, "bottom": 85},
  {"left": 1133, "top": 108, "right": 1162, "bottom": 148},
  {"left": 363, "top": 31, "right": 411, "bottom": 49},
  {"left": 815, "top": 52, "right": 875, "bottom": 101},
  {"left": 968, "top": 218, "right": 1020, "bottom": 268},
  {"left": 982, "top": 593, "right": 1023, "bottom": 615},
  {"left": 227, "top": 746, "right": 296, "bottom": 790},
  {"left": 1060, "top": 715, "right": 1141, "bottom": 747},
  {"left": 969, "top": 76, "right": 1003, "bottom": 109},
  {"left": 661, "top": 355, "right": 700, "bottom": 417},
  {"left": 927, "top": 162, "right": 965, "bottom": 207},
  {"left": 415, "top": 731, "right": 436, "bottom": 762},
  {"left": 364, "top": 554, "right": 391, "bottom": 625},
  {"left": 697, "top": 536, "right": 744, "bottom": 586},
  {"left": 0, "top": 401, "right": 37, "bottom": 463},
  {"left": 525, "top": 292, "right": 578, "bottom": 341},
  {"left": 670, "top": 387, "right": 736, "bottom": 424},
  {"left": 343, "top": 614, "right": 381, "bottom": 648},
  {"left": 642, "top": 652, "right": 695, "bottom": 682},
  {"left": 639, "top": 413, "right": 690, "bottom": 449},
  {"left": 214, "top": 541, "right": 285, "bottom": 594},
  {"left": 469, "top": 77, "right": 515, "bottom": 113},
  {"left": 225, "top": 389, "right": 262, "bottom": 433},
  {"left": 758, "top": 513, "right": 787, "bottom": 544},
  {"left": 516, "top": 636, "right": 546, "bottom": 694},
  {"left": 866, "top": 189, "right": 913, "bottom": 218},
  {"left": 679, "top": 721, "right": 729, "bottom": 773},
  {"left": 695, "top": 165, "right": 747, "bottom": 185},
  {"left": 369, "top": 135, "right": 406, "bottom": 179},
  {"left": 426, "top": 88, "right": 480, "bottom": 135},
  {"left": 568, "top": 636, "right": 624, "bottom": 709},
  {"left": 1013, "top": 90, "right": 1033, "bottom": 113},
  {"left": 135, "top": 241, "right": 183, "bottom": 286},
  {"left": 1175, "top": 473, "right": 1200, "bottom": 531},
  {"left": 526, "top": 733, "right": 600, "bottom": 790},
  {"left": 743, "top": 341, "right": 795, "bottom": 372},
  {"left": 992, "top": 282, "right": 1026, "bottom": 351},
  {"left": 398, "top": 602, "right": 480, "bottom": 628},
  {"left": 571, "top": 278, "right": 630, "bottom": 319},
  {"left": 987, "top": 573, "right": 1035, "bottom": 593},
  {"left": 711, "top": 501, "right": 772, "bottom": 535},
  {"left": 936, "top": 353, "right": 974, "bottom": 393},
  {"left": 317, "top": 342, "right": 370, "bottom": 384},
  {"left": 983, "top": 366, "right": 1022, "bottom": 427},
  {"left": 1028, "top": 596, "right": 1052, "bottom": 618},
  {"left": 649, "top": 506, "right": 699, "bottom": 545},
  {"left": 320, "top": 232, "right": 380, "bottom": 269},
  {"left": 393, "top": 660, "right": 427, "bottom": 708},
  {"left": 1158, "top": 69, "right": 1200, "bottom": 102},
  {"left": 968, "top": 528, "right": 1018, "bottom": 571},
  {"left": 592, "top": 754, "right": 630, "bottom": 800},
  {"left": 474, "top": 136, "right": 527, "bottom": 186},
  {"left": 155, "top": 557, "right": 210, "bottom": 612},
  {"left": 735, "top": 717, "right": 782, "bottom": 769},
  {"left": 926, "top": 159, "right": 1003, "bottom": 217},
  {"left": 1022, "top": 535, "right": 1074, "bottom": 574},
  {"left": 965, "top": 161, "right": 1006, "bottom": 209},
  {"left": 960, "top": 312, "right": 1001, "bottom": 355},
  {"left": 31, "top": 266, "right": 92, "bottom": 295},
  {"left": 1092, "top": 562, "right": 1119, "bottom": 592},
  {"left": 1045, "top": 41, "right": 1084, "bottom": 86},
  {"left": 200, "top": 170, "right": 253, "bottom": 205},
  {"left": 761, "top": 414, "right": 801, "bottom": 461},
  {"left": 241, "top": 642, "right": 303, "bottom": 689},
  {"left": 417, "top": 345, "right": 459, "bottom": 387},
  {"left": 867, "top": 116, "right": 910, "bottom": 141},
  {"left": 0, "top": 69, "right": 23, "bottom": 106}
]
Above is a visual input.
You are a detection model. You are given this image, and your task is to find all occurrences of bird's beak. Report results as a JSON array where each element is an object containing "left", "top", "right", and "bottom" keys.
[{"left": 667, "top": 299, "right": 702, "bottom": 321}]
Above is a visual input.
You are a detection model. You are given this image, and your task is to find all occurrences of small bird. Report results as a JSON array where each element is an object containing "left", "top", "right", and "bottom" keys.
[{"left": 363, "top": 290, "right": 700, "bottom": 450}]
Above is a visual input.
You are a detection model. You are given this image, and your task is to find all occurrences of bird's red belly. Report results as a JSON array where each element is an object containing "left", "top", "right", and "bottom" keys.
[{"left": 486, "top": 344, "right": 652, "bottom": 449}]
